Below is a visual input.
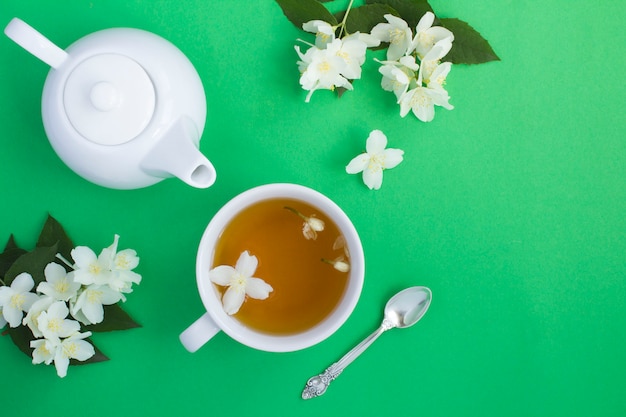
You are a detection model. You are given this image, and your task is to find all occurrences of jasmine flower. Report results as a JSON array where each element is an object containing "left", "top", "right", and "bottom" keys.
[
  {"left": 209, "top": 251, "right": 273, "bottom": 315},
  {"left": 0, "top": 273, "right": 39, "bottom": 328},
  {"left": 346, "top": 130, "right": 404, "bottom": 190}
]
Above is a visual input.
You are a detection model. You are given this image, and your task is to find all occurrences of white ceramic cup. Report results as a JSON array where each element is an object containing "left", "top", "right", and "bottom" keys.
[{"left": 179, "top": 183, "right": 365, "bottom": 353}]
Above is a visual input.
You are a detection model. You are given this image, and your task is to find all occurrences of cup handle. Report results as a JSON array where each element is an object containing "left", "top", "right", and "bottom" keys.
[{"left": 179, "top": 312, "right": 220, "bottom": 353}]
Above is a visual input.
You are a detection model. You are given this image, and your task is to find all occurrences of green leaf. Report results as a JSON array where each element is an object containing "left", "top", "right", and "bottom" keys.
[
  {"left": 366, "top": 0, "right": 436, "bottom": 29},
  {"left": 440, "top": 18, "right": 500, "bottom": 64},
  {"left": 84, "top": 303, "right": 141, "bottom": 332},
  {"left": 4, "top": 234, "right": 20, "bottom": 251},
  {"left": 341, "top": 3, "right": 399, "bottom": 34},
  {"left": 4, "top": 244, "right": 59, "bottom": 285},
  {"left": 5, "top": 325, "right": 34, "bottom": 359},
  {"left": 275, "top": 0, "right": 338, "bottom": 30},
  {"left": 71, "top": 339, "right": 109, "bottom": 365},
  {"left": 0, "top": 236, "right": 27, "bottom": 279},
  {"left": 36, "top": 214, "right": 74, "bottom": 261}
]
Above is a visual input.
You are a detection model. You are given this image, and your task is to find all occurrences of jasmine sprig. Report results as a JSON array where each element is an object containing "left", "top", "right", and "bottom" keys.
[{"left": 0, "top": 215, "right": 141, "bottom": 378}]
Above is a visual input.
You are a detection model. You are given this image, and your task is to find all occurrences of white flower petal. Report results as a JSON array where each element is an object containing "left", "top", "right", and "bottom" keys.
[
  {"left": 363, "top": 168, "right": 383, "bottom": 190},
  {"left": 69, "top": 339, "right": 95, "bottom": 361},
  {"left": 44, "top": 262, "right": 66, "bottom": 282},
  {"left": 22, "top": 292, "right": 40, "bottom": 312},
  {"left": 416, "top": 11, "right": 435, "bottom": 33},
  {"left": 71, "top": 246, "right": 97, "bottom": 268},
  {"left": 222, "top": 286, "right": 246, "bottom": 315},
  {"left": 54, "top": 350, "right": 70, "bottom": 378},
  {"left": 209, "top": 266, "right": 236, "bottom": 285},
  {"left": 366, "top": 130, "right": 388, "bottom": 154},
  {"left": 114, "top": 249, "right": 139, "bottom": 270},
  {"left": 428, "top": 27, "right": 454, "bottom": 43},
  {"left": 81, "top": 299, "right": 105, "bottom": 324},
  {"left": 48, "top": 300, "right": 69, "bottom": 319},
  {"left": 3, "top": 304, "right": 23, "bottom": 328},
  {"left": 98, "top": 286, "right": 123, "bottom": 305},
  {"left": 346, "top": 153, "right": 370, "bottom": 174},
  {"left": 383, "top": 148, "right": 405, "bottom": 169},
  {"left": 307, "top": 216, "right": 325, "bottom": 232},
  {"left": 235, "top": 251, "right": 258, "bottom": 279},
  {"left": 245, "top": 278, "right": 273, "bottom": 300},
  {"left": 63, "top": 334, "right": 95, "bottom": 361},
  {"left": 11, "top": 272, "right": 35, "bottom": 293}
]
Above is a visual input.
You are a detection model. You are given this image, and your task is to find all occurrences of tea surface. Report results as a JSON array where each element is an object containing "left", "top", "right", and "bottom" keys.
[{"left": 211, "top": 198, "right": 350, "bottom": 335}]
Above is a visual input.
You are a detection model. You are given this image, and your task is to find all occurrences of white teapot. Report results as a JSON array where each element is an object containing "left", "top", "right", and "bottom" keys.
[{"left": 4, "top": 18, "right": 216, "bottom": 189}]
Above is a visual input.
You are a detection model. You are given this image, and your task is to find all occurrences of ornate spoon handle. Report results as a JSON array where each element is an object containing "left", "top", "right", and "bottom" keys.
[{"left": 301, "top": 318, "right": 395, "bottom": 399}]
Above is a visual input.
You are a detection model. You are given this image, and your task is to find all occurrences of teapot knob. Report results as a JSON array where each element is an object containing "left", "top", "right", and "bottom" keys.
[{"left": 89, "top": 82, "right": 120, "bottom": 112}]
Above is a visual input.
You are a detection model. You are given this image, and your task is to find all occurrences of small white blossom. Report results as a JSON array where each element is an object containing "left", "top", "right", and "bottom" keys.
[
  {"left": 336, "top": 32, "right": 370, "bottom": 79},
  {"left": 398, "top": 85, "right": 453, "bottom": 122},
  {"left": 427, "top": 61, "right": 452, "bottom": 89},
  {"left": 33, "top": 331, "right": 95, "bottom": 378},
  {"left": 285, "top": 206, "right": 325, "bottom": 240},
  {"left": 303, "top": 215, "right": 325, "bottom": 240},
  {"left": 22, "top": 295, "right": 54, "bottom": 338},
  {"left": 418, "top": 38, "right": 453, "bottom": 85},
  {"left": 31, "top": 338, "right": 57, "bottom": 366},
  {"left": 37, "top": 301, "right": 80, "bottom": 340},
  {"left": 70, "top": 235, "right": 141, "bottom": 298},
  {"left": 411, "top": 11, "right": 454, "bottom": 59},
  {"left": 373, "top": 13, "right": 454, "bottom": 122},
  {"left": 70, "top": 245, "right": 113, "bottom": 286},
  {"left": 322, "top": 257, "right": 350, "bottom": 272},
  {"left": 302, "top": 20, "right": 336, "bottom": 48},
  {"left": 71, "top": 284, "right": 122, "bottom": 325},
  {"left": 37, "top": 262, "right": 80, "bottom": 302},
  {"left": 103, "top": 235, "right": 142, "bottom": 296},
  {"left": 346, "top": 130, "right": 404, "bottom": 190},
  {"left": 0, "top": 273, "right": 39, "bottom": 328},
  {"left": 296, "top": 39, "right": 352, "bottom": 102},
  {"left": 378, "top": 60, "right": 413, "bottom": 100},
  {"left": 371, "top": 14, "right": 414, "bottom": 60},
  {"left": 209, "top": 251, "right": 273, "bottom": 315},
  {"left": 295, "top": 21, "right": 372, "bottom": 103}
]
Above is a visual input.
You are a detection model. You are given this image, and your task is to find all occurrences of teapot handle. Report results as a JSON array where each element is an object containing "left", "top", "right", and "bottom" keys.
[{"left": 4, "top": 18, "right": 68, "bottom": 69}]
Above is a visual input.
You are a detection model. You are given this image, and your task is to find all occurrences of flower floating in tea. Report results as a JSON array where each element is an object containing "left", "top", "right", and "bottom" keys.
[
  {"left": 284, "top": 206, "right": 325, "bottom": 240},
  {"left": 346, "top": 130, "right": 404, "bottom": 190},
  {"left": 209, "top": 251, "right": 273, "bottom": 315},
  {"left": 321, "top": 257, "right": 350, "bottom": 273},
  {"left": 0, "top": 216, "right": 142, "bottom": 378}
]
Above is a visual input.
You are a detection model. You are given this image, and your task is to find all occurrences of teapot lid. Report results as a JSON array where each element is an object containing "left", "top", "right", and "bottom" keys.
[{"left": 63, "top": 53, "right": 155, "bottom": 146}]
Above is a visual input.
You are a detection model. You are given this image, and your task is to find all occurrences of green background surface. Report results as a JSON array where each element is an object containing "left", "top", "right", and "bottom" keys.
[{"left": 1, "top": 1, "right": 625, "bottom": 416}]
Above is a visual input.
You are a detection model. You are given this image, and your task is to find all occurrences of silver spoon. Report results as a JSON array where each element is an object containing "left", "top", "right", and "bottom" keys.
[{"left": 302, "top": 286, "right": 432, "bottom": 399}]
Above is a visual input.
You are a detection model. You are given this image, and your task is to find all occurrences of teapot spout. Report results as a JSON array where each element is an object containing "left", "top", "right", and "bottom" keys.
[{"left": 140, "top": 117, "right": 216, "bottom": 189}]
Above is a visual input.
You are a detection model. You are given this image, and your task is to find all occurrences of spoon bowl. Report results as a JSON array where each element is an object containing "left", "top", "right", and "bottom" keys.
[{"left": 384, "top": 286, "right": 431, "bottom": 329}]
